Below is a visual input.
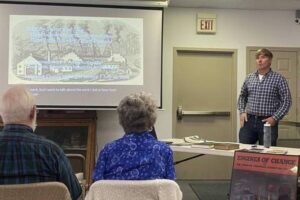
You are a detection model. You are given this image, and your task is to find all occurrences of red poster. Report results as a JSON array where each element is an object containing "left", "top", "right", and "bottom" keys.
[{"left": 230, "top": 151, "right": 299, "bottom": 200}]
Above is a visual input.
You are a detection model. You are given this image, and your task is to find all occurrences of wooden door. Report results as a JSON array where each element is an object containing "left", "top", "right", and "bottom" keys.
[{"left": 173, "top": 48, "right": 237, "bottom": 179}]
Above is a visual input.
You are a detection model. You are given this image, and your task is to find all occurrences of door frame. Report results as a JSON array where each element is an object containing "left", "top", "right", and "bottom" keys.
[{"left": 172, "top": 47, "right": 238, "bottom": 141}]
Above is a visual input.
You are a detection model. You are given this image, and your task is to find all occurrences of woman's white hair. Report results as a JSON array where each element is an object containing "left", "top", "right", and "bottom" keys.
[
  {"left": 117, "top": 92, "right": 157, "bottom": 133},
  {"left": 0, "top": 85, "right": 36, "bottom": 124}
]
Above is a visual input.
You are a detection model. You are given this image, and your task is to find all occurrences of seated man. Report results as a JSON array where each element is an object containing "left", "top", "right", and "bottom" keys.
[
  {"left": 93, "top": 92, "right": 175, "bottom": 181},
  {"left": 0, "top": 85, "right": 81, "bottom": 200}
]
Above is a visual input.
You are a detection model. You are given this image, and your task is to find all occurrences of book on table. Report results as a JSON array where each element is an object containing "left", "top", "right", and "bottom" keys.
[
  {"left": 184, "top": 135, "right": 240, "bottom": 150},
  {"left": 161, "top": 135, "right": 240, "bottom": 150}
]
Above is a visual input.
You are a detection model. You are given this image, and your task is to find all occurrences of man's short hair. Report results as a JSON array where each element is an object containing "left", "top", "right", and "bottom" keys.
[
  {"left": 0, "top": 85, "right": 36, "bottom": 124},
  {"left": 255, "top": 48, "right": 273, "bottom": 59}
]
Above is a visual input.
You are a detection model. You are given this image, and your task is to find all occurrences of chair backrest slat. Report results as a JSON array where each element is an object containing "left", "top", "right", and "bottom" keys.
[
  {"left": 0, "top": 182, "right": 72, "bottom": 200},
  {"left": 85, "top": 179, "right": 182, "bottom": 200}
]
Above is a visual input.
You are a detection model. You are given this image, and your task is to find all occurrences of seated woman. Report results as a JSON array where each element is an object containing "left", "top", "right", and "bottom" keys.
[{"left": 93, "top": 92, "right": 175, "bottom": 181}]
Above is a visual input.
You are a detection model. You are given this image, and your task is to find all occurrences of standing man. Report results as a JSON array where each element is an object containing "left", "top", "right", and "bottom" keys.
[
  {"left": 238, "top": 48, "right": 292, "bottom": 146},
  {"left": 0, "top": 85, "right": 82, "bottom": 200}
]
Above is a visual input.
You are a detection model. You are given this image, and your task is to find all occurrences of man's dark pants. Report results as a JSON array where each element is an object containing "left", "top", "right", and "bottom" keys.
[{"left": 239, "top": 114, "right": 278, "bottom": 146}]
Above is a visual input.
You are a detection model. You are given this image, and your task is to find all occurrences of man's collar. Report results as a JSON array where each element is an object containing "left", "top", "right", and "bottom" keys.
[
  {"left": 255, "top": 68, "right": 273, "bottom": 76},
  {"left": 3, "top": 124, "right": 34, "bottom": 133}
]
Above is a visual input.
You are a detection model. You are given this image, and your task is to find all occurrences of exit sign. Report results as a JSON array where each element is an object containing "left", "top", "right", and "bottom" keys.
[{"left": 197, "top": 13, "right": 217, "bottom": 34}]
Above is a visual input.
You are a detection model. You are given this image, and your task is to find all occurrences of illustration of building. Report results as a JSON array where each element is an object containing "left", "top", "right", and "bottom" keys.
[
  {"left": 61, "top": 52, "right": 82, "bottom": 72},
  {"left": 107, "top": 53, "right": 126, "bottom": 64},
  {"left": 17, "top": 55, "right": 42, "bottom": 76},
  {"left": 50, "top": 52, "right": 82, "bottom": 73}
]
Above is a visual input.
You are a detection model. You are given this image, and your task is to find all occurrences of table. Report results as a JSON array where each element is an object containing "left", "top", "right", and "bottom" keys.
[{"left": 170, "top": 144, "right": 300, "bottom": 164}]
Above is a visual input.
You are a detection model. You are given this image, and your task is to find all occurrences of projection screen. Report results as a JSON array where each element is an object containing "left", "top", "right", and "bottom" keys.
[{"left": 0, "top": 3, "right": 163, "bottom": 108}]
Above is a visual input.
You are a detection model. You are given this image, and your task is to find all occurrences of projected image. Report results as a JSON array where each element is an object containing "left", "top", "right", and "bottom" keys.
[{"left": 9, "top": 15, "right": 143, "bottom": 85}]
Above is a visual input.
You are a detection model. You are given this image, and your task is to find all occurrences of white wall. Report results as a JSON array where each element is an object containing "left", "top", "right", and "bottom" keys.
[{"left": 95, "top": 7, "right": 300, "bottom": 154}]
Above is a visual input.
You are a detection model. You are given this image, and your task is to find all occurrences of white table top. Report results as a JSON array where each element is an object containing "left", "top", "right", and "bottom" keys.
[{"left": 170, "top": 144, "right": 300, "bottom": 157}]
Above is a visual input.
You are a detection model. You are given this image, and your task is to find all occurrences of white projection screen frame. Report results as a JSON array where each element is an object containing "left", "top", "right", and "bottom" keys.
[{"left": 0, "top": 3, "right": 163, "bottom": 108}]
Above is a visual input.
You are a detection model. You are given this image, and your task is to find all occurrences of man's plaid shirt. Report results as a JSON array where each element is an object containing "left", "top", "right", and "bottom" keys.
[
  {"left": 0, "top": 124, "right": 82, "bottom": 200},
  {"left": 238, "top": 69, "right": 292, "bottom": 121}
]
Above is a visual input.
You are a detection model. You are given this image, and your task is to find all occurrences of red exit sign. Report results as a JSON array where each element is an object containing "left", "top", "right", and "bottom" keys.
[
  {"left": 200, "top": 19, "right": 214, "bottom": 31},
  {"left": 197, "top": 13, "right": 216, "bottom": 34}
]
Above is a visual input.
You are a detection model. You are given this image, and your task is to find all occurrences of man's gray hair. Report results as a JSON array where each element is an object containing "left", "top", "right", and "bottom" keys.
[
  {"left": 117, "top": 92, "right": 157, "bottom": 133},
  {"left": 0, "top": 85, "right": 36, "bottom": 124}
]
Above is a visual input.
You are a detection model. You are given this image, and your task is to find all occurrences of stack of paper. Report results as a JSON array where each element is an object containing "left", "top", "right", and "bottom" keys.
[{"left": 265, "top": 148, "right": 288, "bottom": 154}]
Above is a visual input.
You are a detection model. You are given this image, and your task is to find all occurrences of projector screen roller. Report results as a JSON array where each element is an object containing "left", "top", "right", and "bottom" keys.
[{"left": 0, "top": 3, "right": 163, "bottom": 108}]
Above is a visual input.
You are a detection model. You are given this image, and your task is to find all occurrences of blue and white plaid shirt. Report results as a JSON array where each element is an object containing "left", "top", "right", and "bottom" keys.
[{"left": 238, "top": 69, "right": 292, "bottom": 121}]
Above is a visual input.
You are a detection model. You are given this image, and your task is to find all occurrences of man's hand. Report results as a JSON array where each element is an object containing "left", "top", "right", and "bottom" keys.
[
  {"left": 240, "top": 113, "right": 247, "bottom": 127},
  {"left": 262, "top": 117, "right": 277, "bottom": 126}
]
